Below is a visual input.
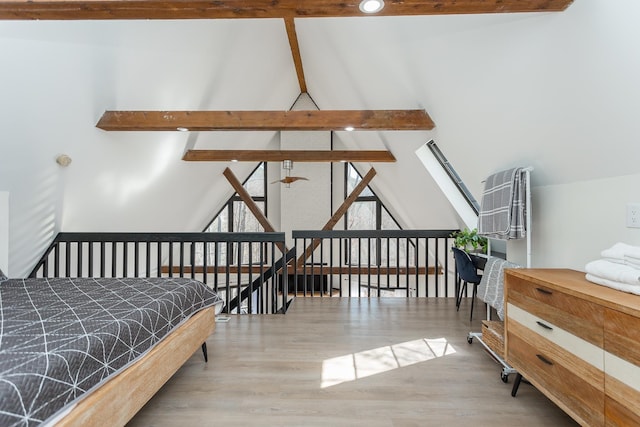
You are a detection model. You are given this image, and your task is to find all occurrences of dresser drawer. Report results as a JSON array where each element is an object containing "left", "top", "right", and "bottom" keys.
[
  {"left": 605, "top": 308, "right": 640, "bottom": 366},
  {"left": 507, "top": 274, "right": 603, "bottom": 347},
  {"left": 507, "top": 320, "right": 604, "bottom": 426},
  {"left": 605, "top": 376, "right": 640, "bottom": 427},
  {"left": 508, "top": 303, "right": 603, "bottom": 370},
  {"left": 604, "top": 309, "right": 640, "bottom": 426}
]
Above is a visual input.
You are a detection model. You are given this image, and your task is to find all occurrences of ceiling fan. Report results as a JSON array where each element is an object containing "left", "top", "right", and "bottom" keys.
[{"left": 271, "top": 160, "right": 308, "bottom": 187}]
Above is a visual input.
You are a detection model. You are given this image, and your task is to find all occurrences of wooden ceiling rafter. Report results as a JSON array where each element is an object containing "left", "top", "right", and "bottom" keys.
[
  {"left": 284, "top": 17, "right": 307, "bottom": 94},
  {"left": 222, "top": 167, "right": 288, "bottom": 253},
  {"left": 0, "top": 0, "right": 575, "bottom": 20},
  {"left": 183, "top": 150, "right": 395, "bottom": 163},
  {"left": 96, "top": 110, "right": 434, "bottom": 131}
]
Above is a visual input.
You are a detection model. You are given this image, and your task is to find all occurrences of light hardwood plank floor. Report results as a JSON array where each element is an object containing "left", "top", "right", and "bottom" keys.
[{"left": 128, "top": 298, "right": 577, "bottom": 426}]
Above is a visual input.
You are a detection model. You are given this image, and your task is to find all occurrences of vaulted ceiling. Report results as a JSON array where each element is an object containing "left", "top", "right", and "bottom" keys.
[{"left": 3, "top": 0, "right": 640, "bottom": 276}]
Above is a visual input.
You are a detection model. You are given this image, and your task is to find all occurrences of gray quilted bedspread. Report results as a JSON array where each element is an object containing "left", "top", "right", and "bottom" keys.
[{"left": 0, "top": 277, "right": 223, "bottom": 426}]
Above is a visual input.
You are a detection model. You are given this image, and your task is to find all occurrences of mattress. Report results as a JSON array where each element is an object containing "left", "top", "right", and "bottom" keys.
[{"left": 0, "top": 277, "right": 223, "bottom": 426}]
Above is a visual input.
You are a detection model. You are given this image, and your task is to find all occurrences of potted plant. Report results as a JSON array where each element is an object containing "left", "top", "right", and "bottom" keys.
[{"left": 451, "top": 228, "right": 488, "bottom": 254}]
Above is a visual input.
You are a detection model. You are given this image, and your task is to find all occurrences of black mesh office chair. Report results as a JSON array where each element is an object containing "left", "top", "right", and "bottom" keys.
[{"left": 452, "top": 247, "right": 483, "bottom": 322}]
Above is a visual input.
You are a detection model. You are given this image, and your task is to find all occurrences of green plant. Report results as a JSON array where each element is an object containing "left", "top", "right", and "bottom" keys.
[{"left": 450, "top": 228, "right": 488, "bottom": 253}]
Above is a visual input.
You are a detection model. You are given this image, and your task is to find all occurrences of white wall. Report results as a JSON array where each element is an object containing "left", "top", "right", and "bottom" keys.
[
  {"left": 0, "top": 192, "right": 8, "bottom": 275},
  {"left": 507, "top": 172, "right": 640, "bottom": 271},
  {"left": 280, "top": 95, "right": 332, "bottom": 247},
  {"left": 0, "top": 20, "right": 299, "bottom": 276},
  {"left": 0, "top": 155, "right": 63, "bottom": 278}
]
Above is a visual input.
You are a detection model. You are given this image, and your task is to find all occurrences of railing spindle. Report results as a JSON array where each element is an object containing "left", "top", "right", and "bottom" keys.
[
  {"left": 168, "top": 242, "right": 173, "bottom": 278},
  {"left": 123, "top": 242, "right": 128, "bottom": 277},
  {"left": 145, "top": 242, "right": 151, "bottom": 278},
  {"left": 202, "top": 242, "right": 207, "bottom": 285},
  {"left": 435, "top": 238, "right": 440, "bottom": 297},
  {"left": 405, "top": 237, "right": 410, "bottom": 296},
  {"left": 367, "top": 237, "right": 371, "bottom": 296},
  {"left": 111, "top": 242, "right": 117, "bottom": 278},
  {"left": 133, "top": 242, "right": 138, "bottom": 278},
  {"left": 189, "top": 242, "right": 195, "bottom": 280}
]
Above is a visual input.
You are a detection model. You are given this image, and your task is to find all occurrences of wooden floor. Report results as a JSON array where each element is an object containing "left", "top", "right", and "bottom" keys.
[{"left": 128, "top": 298, "right": 577, "bottom": 426}]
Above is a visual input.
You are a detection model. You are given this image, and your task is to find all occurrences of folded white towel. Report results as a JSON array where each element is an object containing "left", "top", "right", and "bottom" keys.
[
  {"left": 586, "top": 273, "right": 640, "bottom": 296},
  {"left": 602, "top": 256, "right": 626, "bottom": 265},
  {"left": 625, "top": 256, "right": 640, "bottom": 268},
  {"left": 601, "top": 242, "right": 640, "bottom": 261},
  {"left": 585, "top": 259, "right": 640, "bottom": 286}
]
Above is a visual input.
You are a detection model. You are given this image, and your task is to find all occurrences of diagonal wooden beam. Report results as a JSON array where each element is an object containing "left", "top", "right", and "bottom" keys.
[
  {"left": 222, "top": 167, "right": 287, "bottom": 253},
  {"left": 284, "top": 17, "right": 307, "bottom": 93},
  {"left": 296, "top": 167, "right": 376, "bottom": 267},
  {"left": 96, "top": 110, "right": 434, "bottom": 131},
  {"left": 184, "top": 150, "right": 395, "bottom": 163},
  {"left": 0, "top": 0, "right": 575, "bottom": 21}
]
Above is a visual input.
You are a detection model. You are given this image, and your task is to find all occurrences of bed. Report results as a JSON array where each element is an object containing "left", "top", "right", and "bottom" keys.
[{"left": 0, "top": 275, "right": 224, "bottom": 427}]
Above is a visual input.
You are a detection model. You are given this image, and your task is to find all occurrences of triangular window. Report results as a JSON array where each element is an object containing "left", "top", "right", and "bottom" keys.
[
  {"left": 205, "top": 163, "right": 266, "bottom": 233},
  {"left": 344, "top": 163, "right": 406, "bottom": 267},
  {"left": 200, "top": 163, "right": 266, "bottom": 266},
  {"left": 344, "top": 163, "right": 400, "bottom": 231}
]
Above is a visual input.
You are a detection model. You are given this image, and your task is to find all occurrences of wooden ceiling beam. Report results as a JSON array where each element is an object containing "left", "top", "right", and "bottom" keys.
[
  {"left": 183, "top": 150, "right": 396, "bottom": 163},
  {"left": 96, "top": 110, "right": 434, "bottom": 131},
  {"left": 0, "top": 0, "right": 574, "bottom": 20}
]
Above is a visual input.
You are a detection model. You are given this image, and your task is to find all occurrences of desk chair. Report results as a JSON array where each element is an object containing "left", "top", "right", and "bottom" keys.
[{"left": 452, "top": 247, "right": 483, "bottom": 322}]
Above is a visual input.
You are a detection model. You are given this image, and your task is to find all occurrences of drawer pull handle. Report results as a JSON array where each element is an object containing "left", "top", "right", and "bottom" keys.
[
  {"left": 536, "top": 321, "right": 553, "bottom": 331},
  {"left": 536, "top": 287, "right": 553, "bottom": 295},
  {"left": 536, "top": 354, "right": 554, "bottom": 366}
]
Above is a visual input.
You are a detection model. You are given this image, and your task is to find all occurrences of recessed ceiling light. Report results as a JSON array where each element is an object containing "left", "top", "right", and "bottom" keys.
[
  {"left": 359, "top": 0, "right": 384, "bottom": 13},
  {"left": 176, "top": 127, "right": 189, "bottom": 132},
  {"left": 56, "top": 154, "right": 72, "bottom": 167},
  {"left": 231, "top": 159, "right": 239, "bottom": 163},
  {"left": 345, "top": 126, "right": 355, "bottom": 132}
]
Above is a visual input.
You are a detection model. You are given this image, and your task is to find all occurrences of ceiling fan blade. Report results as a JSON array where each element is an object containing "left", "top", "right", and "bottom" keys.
[{"left": 271, "top": 176, "right": 309, "bottom": 184}]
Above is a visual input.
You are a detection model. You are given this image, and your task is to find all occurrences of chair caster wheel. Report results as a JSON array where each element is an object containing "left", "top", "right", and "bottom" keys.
[
  {"left": 501, "top": 372, "right": 509, "bottom": 383},
  {"left": 467, "top": 336, "right": 473, "bottom": 344}
]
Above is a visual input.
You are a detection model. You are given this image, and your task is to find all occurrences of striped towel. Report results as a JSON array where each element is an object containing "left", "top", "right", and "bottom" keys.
[
  {"left": 477, "top": 256, "right": 521, "bottom": 320},
  {"left": 478, "top": 167, "right": 527, "bottom": 240}
]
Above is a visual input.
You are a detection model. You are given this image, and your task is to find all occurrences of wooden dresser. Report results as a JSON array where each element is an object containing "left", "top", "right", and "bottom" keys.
[{"left": 504, "top": 269, "right": 640, "bottom": 427}]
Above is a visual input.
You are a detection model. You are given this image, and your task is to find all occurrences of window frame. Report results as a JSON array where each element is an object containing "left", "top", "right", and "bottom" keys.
[
  {"left": 343, "top": 163, "right": 406, "bottom": 267},
  {"left": 204, "top": 162, "right": 267, "bottom": 233},
  {"left": 343, "top": 163, "right": 401, "bottom": 231}
]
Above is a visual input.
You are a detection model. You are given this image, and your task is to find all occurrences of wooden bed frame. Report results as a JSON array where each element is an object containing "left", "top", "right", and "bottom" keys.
[{"left": 55, "top": 306, "right": 216, "bottom": 426}]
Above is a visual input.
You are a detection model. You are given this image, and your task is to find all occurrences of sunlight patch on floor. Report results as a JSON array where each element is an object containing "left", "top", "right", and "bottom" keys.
[{"left": 321, "top": 338, "right": 456, "bottom": 388}]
